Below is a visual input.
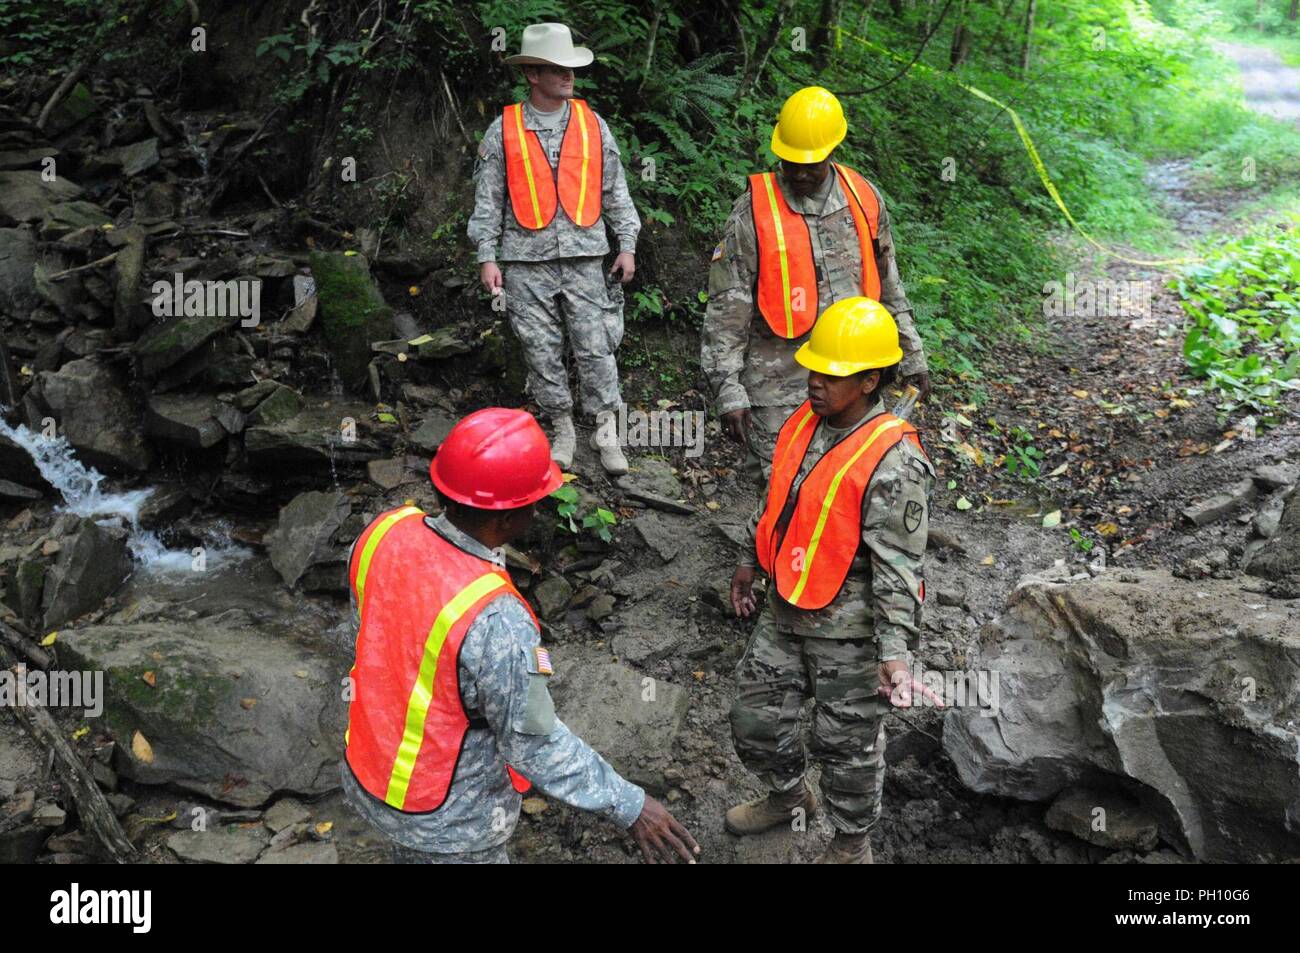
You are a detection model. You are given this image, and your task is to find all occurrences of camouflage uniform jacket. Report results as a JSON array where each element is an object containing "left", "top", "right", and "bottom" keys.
[
  {"left": 701, "top": 168, "right": 927, "bottom": 414},
  {"left": 467, "top": 98, "right": 641, "bottom": 263},
  {"left": 741, "top": 399, "right": 934, "bottom": 660},
  {"left": 341, "top": 512, "right": 645, "bottom": 854}
]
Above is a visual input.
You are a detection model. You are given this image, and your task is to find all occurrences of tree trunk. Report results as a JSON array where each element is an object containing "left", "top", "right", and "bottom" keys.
[
  {"left": 738, "top": 0, "right": 795, "bottom": 99},
  {"left": 949, "top": 0, "right": 971, "bottom": 69},
  {"left": 813, "top": 0, "right": 843, "bottom": 70},
  {"left": 1021, "top": 0, "right": 1036, "bottom": 75},
  {"left": 1289, "top": 0, "right": 1298, "bottom": 21}
]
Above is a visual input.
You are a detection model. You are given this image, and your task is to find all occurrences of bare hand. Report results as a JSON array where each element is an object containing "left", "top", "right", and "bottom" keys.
[
  {"left": 721, "top": 408, "right": 751, "bottom": 444},
  {"left": 480, "top": 262, "right": 503, "bottom": 296},
  {"left": 629, "top": 794, "right": 699, "bottom": 864},
  {"left": 901, "top": 371, "right": 931, "bottom": 404},
  {"left": 878, "top": 658, "right": 945, "bottom": 709},
  {"left": 731, "top": 565, "right": 758, "bottom": 618},
  {"left": 609, "top": 252, "right": 636, "bottom": 284}
]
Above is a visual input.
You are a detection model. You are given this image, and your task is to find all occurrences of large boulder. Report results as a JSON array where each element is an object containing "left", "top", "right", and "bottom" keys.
[
  {"left": 308, "top": 251, "right": 392, "bottom": 389},
  {"left": 133, "top": 309, "right": 242, "bottom": 378},
  {"left": 144, "top": 393, "right": 228, "bottom": 449},
  {"left": 32, "top": 357, "right": 152, "bottom": 474},
  {"left": 0, "top": 171, "right": 82, "bottom": 225},
  {"left": 264, "top": 490, "right": 352, "bottom": 590},
  {"left": 40, "top": 517, "right": 131, "bottom": 629},
  {"left": 943, "top": 569, "right": 1300, "bottom": 862},
  {"left": 1247, "top": 484, "right": 1300, "bottom": 584},
  {"left": 0, "top": 227, "right": 38, "bottom": 318},
  {"left": 243, "top": 402, "right": 384, "bottom": 472},
  {"left": 57, "top": 618, "right": 346, "bottom": 808}
]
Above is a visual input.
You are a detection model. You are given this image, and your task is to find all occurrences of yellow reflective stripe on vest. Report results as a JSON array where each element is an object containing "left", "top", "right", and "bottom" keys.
[
  {"left": 513, "top": 105, "right": 545, "bottom": 228},
  {"left": 573, "top": 100, "right": 592, "bottom": 226},
  {"left": 384, "top": 572, "right": 507, "bottom": 809},
  {"left": 355, "top": 506, "right": 423, "bottom": 616},
  {"left": 346, "top": 505, "right": 422, "bottom": 747},
  {"left": 835, "top": 164, "right": 867, "bottom": 220},
  {"left": 760, "top": 173, "right": 795, "bottom": 337},
  {"left": 787, "top": 419, "right": 903, "bottom": 607},
  {"left": 776, "top": 409, "right": 817, "bottom": 477}
]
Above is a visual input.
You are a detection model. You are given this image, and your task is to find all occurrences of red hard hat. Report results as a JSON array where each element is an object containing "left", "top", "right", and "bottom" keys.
[{"left": 429, "top": 408, "right": 563, "bottom": 510}]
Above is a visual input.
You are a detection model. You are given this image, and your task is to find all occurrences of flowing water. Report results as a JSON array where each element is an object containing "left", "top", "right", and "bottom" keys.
[{"left": 0, "top": 414, "right": 250, "bottom": 573}]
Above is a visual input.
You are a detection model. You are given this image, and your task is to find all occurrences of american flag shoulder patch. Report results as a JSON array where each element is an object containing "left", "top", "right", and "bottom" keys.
[
  {"left": 711, "top": 242, "right": 724, "bottom": 261},
  {"left": 534, "top": 646, "right": 553, "bottom": 676}
]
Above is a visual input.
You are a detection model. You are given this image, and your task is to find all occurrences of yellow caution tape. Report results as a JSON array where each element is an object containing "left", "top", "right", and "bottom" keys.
[{"left": 834, "top": 27, "right": 1198, "bottom": 267}]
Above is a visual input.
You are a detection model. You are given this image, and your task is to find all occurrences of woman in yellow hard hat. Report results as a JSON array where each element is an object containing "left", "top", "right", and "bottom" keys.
[
  {"left": 725, "top": 297, "right": 939, "bottom": 864},
  {"left": 701, "top": 87, "right": 932, "bottom": 486}
]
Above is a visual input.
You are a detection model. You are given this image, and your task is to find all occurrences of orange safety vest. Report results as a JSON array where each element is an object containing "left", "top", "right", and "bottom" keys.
[
  {"left": 502, "top": 98, "right": 604, "bottom": 230},
  {"left": 748, "top": 163, "right": 882, "bottom": 338},
  {"left": 344, "top": 506, "right": 532, "bottom": 813},
  {"left": 755, "top": 402, "right": 926, "bottom": 610}
]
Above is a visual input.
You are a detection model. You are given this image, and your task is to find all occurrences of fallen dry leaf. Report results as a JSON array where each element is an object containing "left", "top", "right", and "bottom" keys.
[
  {"left": 521, "top": 797, "right": 548, "bottom": 816},
  {"left": 141, "top": 671, "right": 156, "bottom": 687},
  {"left": 132, "top": 731, "right": 154, "bottom": 764},
  {"left": 240, "top": 698, "right": 257, "bottom": 710}
]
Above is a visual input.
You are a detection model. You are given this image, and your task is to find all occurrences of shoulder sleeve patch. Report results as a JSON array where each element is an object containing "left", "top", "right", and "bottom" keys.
[
  {"left": 711, "top": 242, "right": 725, "bottom": 261},
  {"left": 533, "top": 645, "right": 553, "bottom": 676}
]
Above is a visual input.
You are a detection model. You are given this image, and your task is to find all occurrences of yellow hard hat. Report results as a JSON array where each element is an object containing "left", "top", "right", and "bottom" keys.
[
  {"left": 771, "top": 87, "right": 847, "bottom": 163},
  {"left": 795, "top": 297, "right": 903, "bottom": 376}
]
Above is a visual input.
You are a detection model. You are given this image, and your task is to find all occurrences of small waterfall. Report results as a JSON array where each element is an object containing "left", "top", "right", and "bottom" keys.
[{"left": 0, "top": 415, "right": 250, "bottom": 573}]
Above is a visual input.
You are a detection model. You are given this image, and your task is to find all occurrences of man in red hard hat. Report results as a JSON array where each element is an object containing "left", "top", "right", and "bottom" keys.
[{"left": 340, "top": 407, "right": 699, "bottom": 863}]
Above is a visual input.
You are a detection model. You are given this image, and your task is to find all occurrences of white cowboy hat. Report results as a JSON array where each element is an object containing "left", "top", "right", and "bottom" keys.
[{"left": 503, "top": 23, "right": 594, "bottom": 68}]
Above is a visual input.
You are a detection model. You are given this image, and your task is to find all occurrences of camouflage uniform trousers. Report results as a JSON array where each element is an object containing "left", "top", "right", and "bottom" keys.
[
  {"left": 392, "top": 843, "right": 510, "bottom": 865},
  {"left": 502, "top": 256, "right": 625, "bottom": 419},
  {"left": 743, "top": 404, "right": 801, "bottom": 483},
  {"left": 729, "top": 612, "right": 888, "bottom": 834}
]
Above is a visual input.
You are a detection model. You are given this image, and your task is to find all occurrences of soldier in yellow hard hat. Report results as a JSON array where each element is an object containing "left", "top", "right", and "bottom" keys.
[
  {"left": 725, "top": 297, "right": 939, "bottom": 864},
  {"left": 701, "top": 87, "right": 931, "bottom": 482}
]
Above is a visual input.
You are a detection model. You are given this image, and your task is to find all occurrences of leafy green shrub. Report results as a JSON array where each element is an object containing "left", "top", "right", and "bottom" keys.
[{"left": 1176, "top": 221, "right": 1300, "bottom": 421}]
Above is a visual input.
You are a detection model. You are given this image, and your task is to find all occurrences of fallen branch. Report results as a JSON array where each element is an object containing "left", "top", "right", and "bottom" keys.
[
  {"left": 0, "top": 646, "right": 137, "bottom": 862},
  {"left": 46, "top": 252, "right": 119, "bottom": 282},
  {"left": 439, "top": 70, "right": 473, "bottom": 149},
  {"left": 35, "top": 44, "right": 105, "bottom": 132},
  {"left": 0, "top": 621, "right": 53, "bottom": 669}
]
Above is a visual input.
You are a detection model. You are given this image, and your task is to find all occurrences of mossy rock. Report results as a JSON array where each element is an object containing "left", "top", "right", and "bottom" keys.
[
  {"left": 57, "top": 621, "right": 345, "bottom": 808},
  {"left": 308, "top": 250, "right": 393, "bottom": 390},
  {"left": 134, "top": 310, "right": 241, "bottom": 377}
]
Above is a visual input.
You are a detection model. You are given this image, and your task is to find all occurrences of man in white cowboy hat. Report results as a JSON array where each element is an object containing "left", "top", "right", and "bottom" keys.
[{"left": 468, "top": 22, "right": 641, "bottom": 476}]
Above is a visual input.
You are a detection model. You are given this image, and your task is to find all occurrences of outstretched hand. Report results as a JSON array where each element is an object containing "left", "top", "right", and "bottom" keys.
[
  {"left": 630, "top": 795, "right": 700, "bottom": 864},
  {"left": 878, "top": 659, "right": 945, "bottom": 709}
]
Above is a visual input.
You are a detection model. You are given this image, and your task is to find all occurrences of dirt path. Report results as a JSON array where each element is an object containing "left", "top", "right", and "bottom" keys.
[{"left": 1215, "top": 40, "right": 1300, "bottom": 125}]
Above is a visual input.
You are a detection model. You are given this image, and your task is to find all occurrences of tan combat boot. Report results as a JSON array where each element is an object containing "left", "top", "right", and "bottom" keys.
[
  {"left": 815, "top": 831, "right": 873, "bottom": 864},
  {"left": 589, "top": 430, "right": 629, "bottom": 475},
  {"left": 550, "top": 415, "right": 576, "bottom": 470},
  {"left": 724, "top": 781, "right": 817, "bottom": 836}
]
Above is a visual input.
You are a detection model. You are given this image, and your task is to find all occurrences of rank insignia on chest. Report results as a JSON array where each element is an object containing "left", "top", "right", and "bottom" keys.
[
  {"left": 534, "top": 646, "right": 553, "bottom": 675},
  {"left": 711, "top": 243, "right": 724, "bottom": 261}
]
